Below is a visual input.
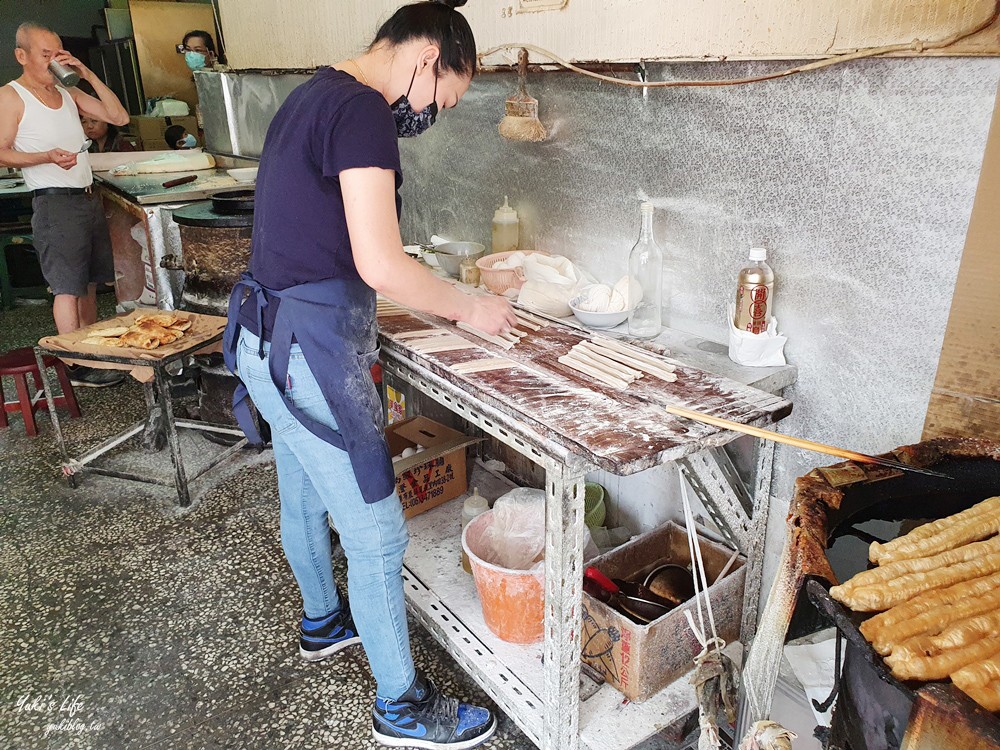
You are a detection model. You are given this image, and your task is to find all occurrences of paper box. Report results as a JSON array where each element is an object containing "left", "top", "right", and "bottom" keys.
[
  {"left": 139, "top": 139, "right": 170, "bottom": 152},
  {"left": 387, "top": 416, "right": 479, "bottom": 519},
  {"left": 581, "top": 521, "right": 746, "bottom": 703}
]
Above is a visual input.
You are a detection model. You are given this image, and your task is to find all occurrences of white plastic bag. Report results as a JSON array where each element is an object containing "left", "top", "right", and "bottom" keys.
[
  {"left": 480, "top": 488, "right": 546, "bottom": 571},
  {"left": 479, "top": 488, "right": 599, "bottom": 572},
  {"left": 727, "top": 303, "right": 787, "bottom": 367}
]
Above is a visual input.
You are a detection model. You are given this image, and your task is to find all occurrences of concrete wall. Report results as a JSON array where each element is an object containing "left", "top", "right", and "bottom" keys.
[
  {"left": 0, "top": 0, "right": 107, "bottom": 86},
  {"left": 216, "top": 0, "right": 1000, "bottom": 69},
  {"left": 197, "top": 57, "right": 1000, "bottom": 591}
]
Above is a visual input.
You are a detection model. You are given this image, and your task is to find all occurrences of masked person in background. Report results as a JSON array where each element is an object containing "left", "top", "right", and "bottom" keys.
[
  {"left": 178, "top": 30, "right": 219, "bottom": 72},
  {"left": 224, "top": 1, "right": 515, "bottom": 747},
  {"left": 0, "top": 22, "right": 128, "bottom": 388},
  {"left": 178, "top": 30, "right": 225, "bottom": 131},
  {"left": 163, "top": 124, "right": 197, "bottom": 150}
]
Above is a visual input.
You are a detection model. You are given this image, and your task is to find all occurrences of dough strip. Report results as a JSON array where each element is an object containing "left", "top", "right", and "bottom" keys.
[
  {"left": 558, "top": 355, "right": 629, "bottom": 389},
  {"left": 456, "top": 322, "right": 516, "bottom": 350},
  {"left": 584, "top": 342, "right": 677, "bottom": 381}
]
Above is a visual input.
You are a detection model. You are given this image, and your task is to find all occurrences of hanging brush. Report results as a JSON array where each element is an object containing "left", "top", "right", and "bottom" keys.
[{"left": 499, "top": 48, "right": 547, "bottom": 142}]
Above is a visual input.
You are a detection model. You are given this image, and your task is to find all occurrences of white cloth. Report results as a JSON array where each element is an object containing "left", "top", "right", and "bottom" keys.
[
  {"left": 10, "top": 81, "right": 92, "bottom": 190},
  {"left": 515, "top": 253, "right": 595, "bottom": 317},
  {"left": 573, "top": 276, "right": 641, "bottom": 313}
]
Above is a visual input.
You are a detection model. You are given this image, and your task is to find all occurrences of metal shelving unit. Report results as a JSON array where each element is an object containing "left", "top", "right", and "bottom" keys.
[{"left": 380, "top": 340, "right": 791, "bottom": 750}]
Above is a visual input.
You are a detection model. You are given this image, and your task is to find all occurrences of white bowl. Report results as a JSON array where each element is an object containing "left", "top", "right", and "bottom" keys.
[
  {"left": 568, "top": 300, "right": 632, "bottom": 329},
  {"left": 227, "top": 167, "right": 258, "bottom": 183}
]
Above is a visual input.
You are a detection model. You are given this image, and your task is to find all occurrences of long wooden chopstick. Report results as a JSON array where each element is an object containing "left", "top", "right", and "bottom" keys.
[{"left": 664, "top": 404, "right": 952, "bottom": 479}]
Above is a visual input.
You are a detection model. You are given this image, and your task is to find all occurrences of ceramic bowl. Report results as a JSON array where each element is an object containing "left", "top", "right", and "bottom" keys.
[
  {"left": 226, "top": 167, "right": 259, "bottom": 183},
  {"left": 568, "top": 299, "right": 632, "bottom": 329}
]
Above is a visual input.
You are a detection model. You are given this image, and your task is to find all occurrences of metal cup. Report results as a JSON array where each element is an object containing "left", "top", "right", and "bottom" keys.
[{"left": 48, "top": 60, "right": 80, "bottom": 88}]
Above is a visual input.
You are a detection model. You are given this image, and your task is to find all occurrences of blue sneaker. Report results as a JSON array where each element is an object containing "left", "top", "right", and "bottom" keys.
[
  {"left": 298, "top": 599, "right": 362, "bottom": 662},
  {"left": 372, "top": 674, "right": 497, "bottom": 749}
]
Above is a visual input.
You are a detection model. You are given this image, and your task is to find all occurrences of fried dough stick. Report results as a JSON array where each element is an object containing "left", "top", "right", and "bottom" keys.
[
  {"left": 929, "top": 609, "right": 1000, "bottom": 651},
  {"left": 860, "top": 572, "right": 1000, "bottom": 656},
  {"left": 869, "top": 496, "right": 1000, "bottom": 564},
  {"left": 833, "top": 536, "right": 1000, "bottom": 598},
  {"left": 832, "top": 551, "right": 1000, "bottom": 611},
  {"left": 886, "top": 635, "right": 1000, "bottom": 682},
  {"left": 952, "top": 651, "right": 1000, "bottom": 712}
]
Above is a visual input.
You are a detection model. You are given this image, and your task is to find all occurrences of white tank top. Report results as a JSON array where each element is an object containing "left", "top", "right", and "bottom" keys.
[{"left": 10, "top": 80, "right": 92, "bottom": 191}]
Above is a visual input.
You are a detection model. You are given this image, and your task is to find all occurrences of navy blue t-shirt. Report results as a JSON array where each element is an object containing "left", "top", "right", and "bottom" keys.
[{"left": 238, "top": 67, "right": 402, "bottom": 338}]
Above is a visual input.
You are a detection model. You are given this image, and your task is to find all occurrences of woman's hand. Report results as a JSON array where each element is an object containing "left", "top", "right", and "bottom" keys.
[{"left": 462, "top": 294, "right": 518, "bottom": 336}]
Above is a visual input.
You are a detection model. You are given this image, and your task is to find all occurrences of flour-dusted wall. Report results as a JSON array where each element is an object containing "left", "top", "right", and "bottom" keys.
[
  {"left": 197, "top": 56, "right": 999, "bottom": 592},
  {"left": 216, "top": 0, "right": 1000, "bottom": 69},
  {"left": 395, "top": 57, "right": 1000, "bottom": 592},
  {"left": 396, "top": 57, "right": 1000, "bottom": 493}
]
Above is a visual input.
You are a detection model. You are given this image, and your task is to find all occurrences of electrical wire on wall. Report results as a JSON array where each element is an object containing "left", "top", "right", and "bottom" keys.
[{"left": 477, "top": 1, "right": 1000, "bottom": 89}]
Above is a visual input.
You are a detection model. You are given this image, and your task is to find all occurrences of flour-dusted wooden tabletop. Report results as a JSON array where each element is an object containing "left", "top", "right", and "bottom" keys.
[{"left": 378, "top": 309, "right": 793, "bottom": 476}]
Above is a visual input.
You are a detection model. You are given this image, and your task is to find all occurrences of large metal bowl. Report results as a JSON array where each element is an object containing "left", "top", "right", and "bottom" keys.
[{"left": 433, "top": 241, "right": 486, "bottom": 278}]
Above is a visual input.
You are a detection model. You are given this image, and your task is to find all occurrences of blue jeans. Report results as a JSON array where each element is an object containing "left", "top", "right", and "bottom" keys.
[{"left": 236, "top": 328, "right": 415, "bottom": 699}]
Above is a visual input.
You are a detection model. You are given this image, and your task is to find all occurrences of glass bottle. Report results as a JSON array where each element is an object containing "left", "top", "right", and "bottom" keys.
[{"left": 628, "top": 202, "right": 663, "bottom": 339}]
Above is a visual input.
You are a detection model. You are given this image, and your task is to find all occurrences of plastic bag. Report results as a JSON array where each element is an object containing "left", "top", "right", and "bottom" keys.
[
  {"left": 479, "top": 488, "right": 599, "bottom": 572},
  {"left": 480, "top": 488, "right": 546, "bottom": 571},
  {"left": 727, "top": 303, "right": 787, "bottom": 367}
]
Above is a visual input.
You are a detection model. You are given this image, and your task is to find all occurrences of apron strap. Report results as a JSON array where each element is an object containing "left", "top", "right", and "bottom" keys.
[{"left": 223, "top": 273, "right": 268, "bottom": 446}]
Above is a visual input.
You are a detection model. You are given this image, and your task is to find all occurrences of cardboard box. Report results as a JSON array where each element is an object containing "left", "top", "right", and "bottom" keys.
[
  {"left": 581, "top": 522, "right": 746, "bottom": 703},
  {"left": 387, "top": 416, "right": 479, "bottom": 518},
  {"left": 923, "top": 87, "right": 1000, "bottom": 442},
  {"left": 138, "top": 139, "right": 170, "bottom": 152},
  {"left": 130, "top": 115, "right": 198, "bottom": 147}
]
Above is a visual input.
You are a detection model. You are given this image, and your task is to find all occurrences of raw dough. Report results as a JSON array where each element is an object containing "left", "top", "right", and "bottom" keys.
[{"left": 111, "top": 151, "right": 215, "bottom": 176}]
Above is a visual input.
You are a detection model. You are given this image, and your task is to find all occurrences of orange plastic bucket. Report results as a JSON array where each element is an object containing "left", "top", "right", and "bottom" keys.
[{"left": 462, "top": 510, "right": 545, "bottom": 644}]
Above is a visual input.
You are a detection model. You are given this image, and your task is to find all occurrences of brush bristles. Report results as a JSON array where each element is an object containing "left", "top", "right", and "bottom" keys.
[
  {"left": 500, "top": 92, "right": 546, "bottom": 141},
  {"left": 499, "top": 115, "right": 548, "bottom": 142}
]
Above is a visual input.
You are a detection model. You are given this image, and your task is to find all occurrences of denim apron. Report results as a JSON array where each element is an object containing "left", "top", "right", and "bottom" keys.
[{"left": 223, "top": 273, "right": 395, "bottom": 504}]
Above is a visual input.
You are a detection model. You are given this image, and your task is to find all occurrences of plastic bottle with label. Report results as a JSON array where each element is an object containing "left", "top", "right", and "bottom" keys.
[
  {"left": 461, "top": 488, "right": 489, "bottom": 573},
  {"left": 491, "top": 196, "right": 519, "bottom": 255},
  {"left": 734, "top": 247, "right": 775, "bottom": 334}
]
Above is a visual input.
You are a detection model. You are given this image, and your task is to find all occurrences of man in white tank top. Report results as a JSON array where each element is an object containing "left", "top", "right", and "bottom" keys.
[{"left": 0, "top": 22, "right": 129, "bottom": 387}]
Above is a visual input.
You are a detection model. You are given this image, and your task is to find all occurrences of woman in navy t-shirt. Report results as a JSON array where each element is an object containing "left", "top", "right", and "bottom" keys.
[{"left": 227, "top": 1, "right": 515, "bottom": 747}]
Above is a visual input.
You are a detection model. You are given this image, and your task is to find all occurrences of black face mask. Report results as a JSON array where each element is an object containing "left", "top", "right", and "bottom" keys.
[{"left": 391, "top": 64, "right": 438, "bottom": 138}]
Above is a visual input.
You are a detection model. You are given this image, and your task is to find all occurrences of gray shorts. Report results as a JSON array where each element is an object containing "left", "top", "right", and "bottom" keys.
[{"left": 31, "top": 192, "right": 115, "bottom": 297}]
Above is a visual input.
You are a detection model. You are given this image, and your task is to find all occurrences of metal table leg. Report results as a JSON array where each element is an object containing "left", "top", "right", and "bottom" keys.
[
  {"left": 154, "top": 364, "right": 191, "bottom": 507},
  {"left": 34, "top": 348, "right": 70, "bottom": 471},
  {"left": 542, "top": 465, "right": 587, "bottom": 750},
  {"left": 741, "top": 439, "right": 775, "bottom": 642}
]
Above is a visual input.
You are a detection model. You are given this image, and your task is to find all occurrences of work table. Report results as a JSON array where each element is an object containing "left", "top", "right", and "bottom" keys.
[{"left": 94, "top": 167, "right": 247, "bottom": 205}]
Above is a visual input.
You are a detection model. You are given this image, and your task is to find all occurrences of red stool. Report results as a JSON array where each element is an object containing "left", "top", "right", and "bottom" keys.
[{"left": 0, "top": 348, "right": 81, "bottom": 437}]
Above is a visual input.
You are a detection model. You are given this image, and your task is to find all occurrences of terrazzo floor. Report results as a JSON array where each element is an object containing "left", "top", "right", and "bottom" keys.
[{"left": 0, "top": 298, "right": 537, "bottom": 749}]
